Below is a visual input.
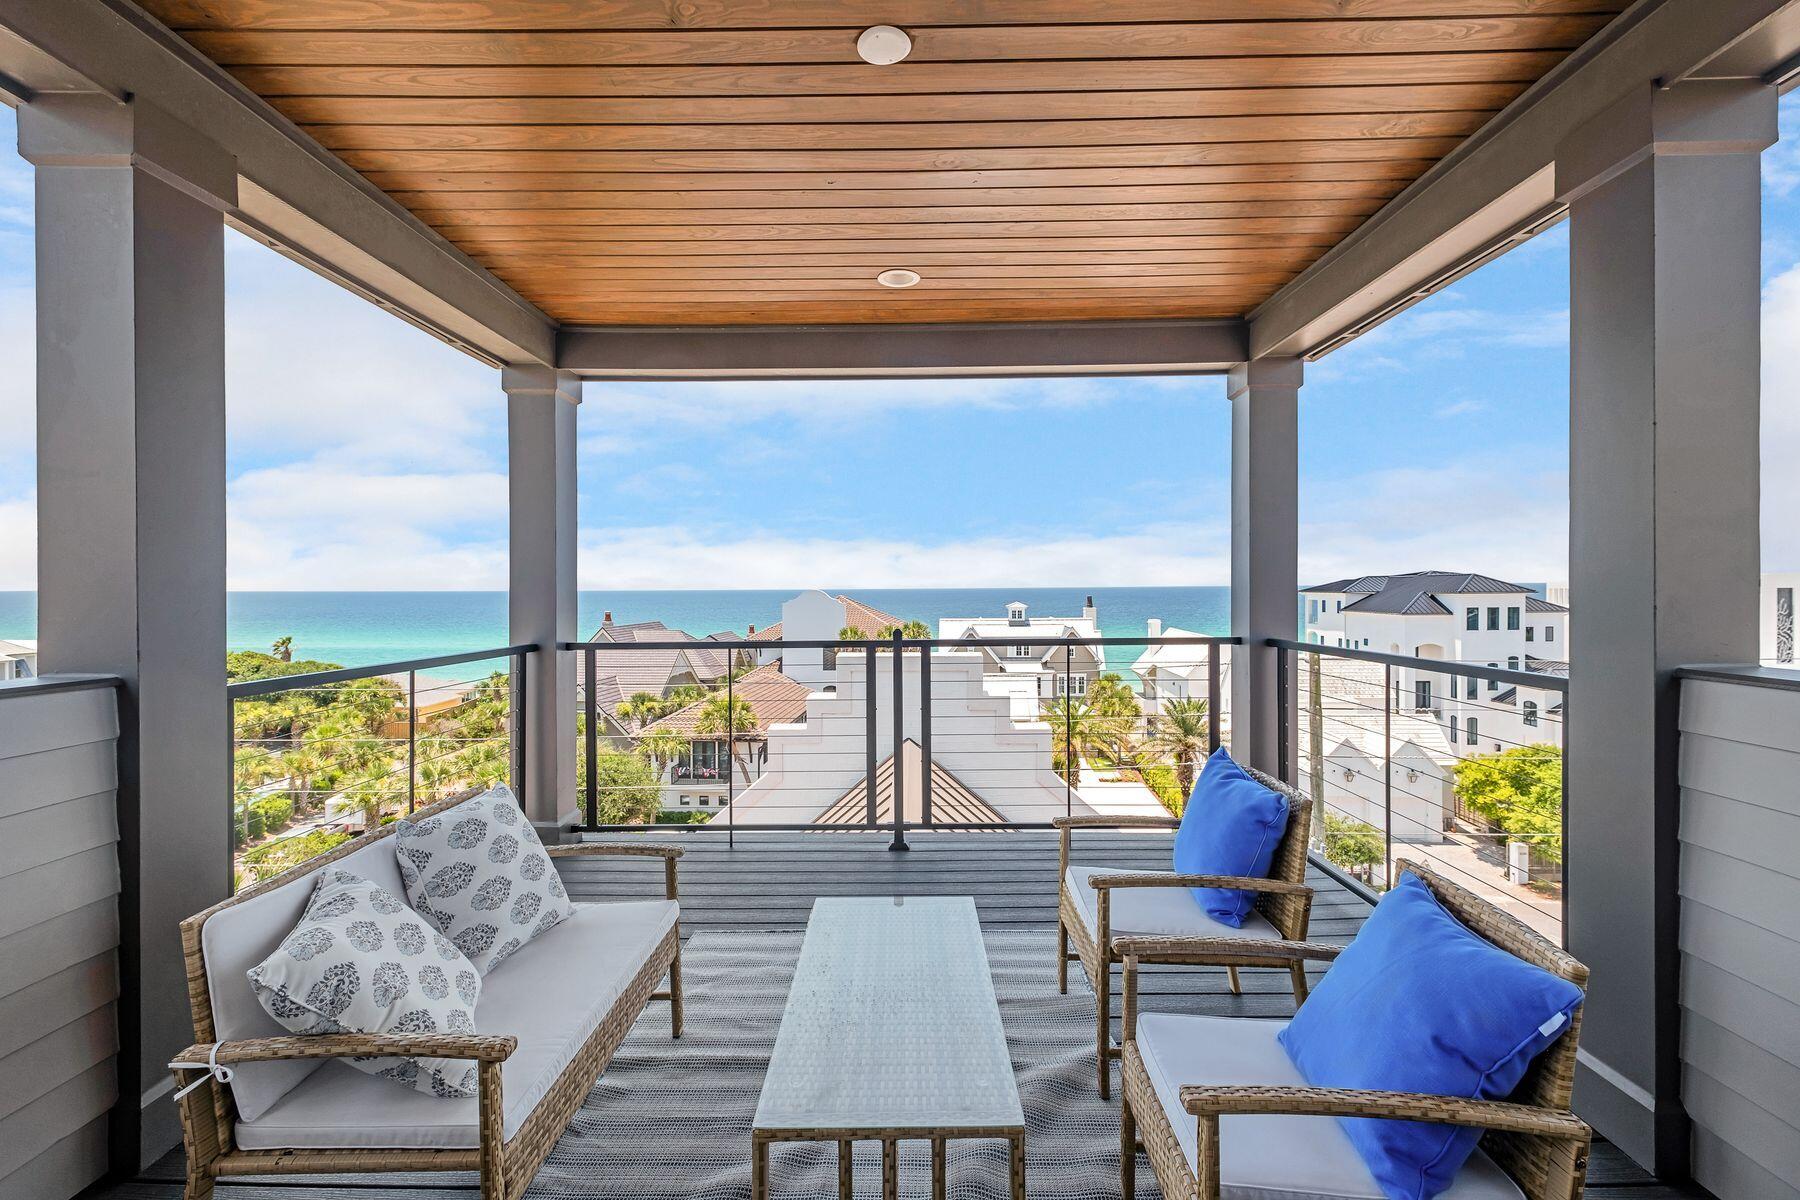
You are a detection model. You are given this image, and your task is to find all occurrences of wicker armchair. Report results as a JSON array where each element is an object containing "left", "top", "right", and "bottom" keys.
[
  {"left": 1054, "top": 765, "right": 1313, "bottom": 1098},
  {"left": 1117, "top": 859, "right": 1592, "bottom": 1200},
  {"left": 173, "top": 792, "right": 683, "bottom": 1200}
]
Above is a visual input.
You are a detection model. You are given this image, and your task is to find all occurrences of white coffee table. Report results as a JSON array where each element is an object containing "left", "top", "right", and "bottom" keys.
[{"left": 751, "top": 896, "right": 1025, "bottom": 1200}]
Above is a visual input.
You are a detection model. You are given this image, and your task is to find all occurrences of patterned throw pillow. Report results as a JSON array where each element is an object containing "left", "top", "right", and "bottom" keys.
[
  {"left": 246, "top": 868, "right": 483, "bottom": 1099},
  {"left": 393, "top": 785, "right": 575, "bottom": 975}
]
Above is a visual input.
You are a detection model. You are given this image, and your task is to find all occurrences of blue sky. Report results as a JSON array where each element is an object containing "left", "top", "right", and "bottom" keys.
[{"left": 0, "top": 98, "right": 1795, "bottom": 590}]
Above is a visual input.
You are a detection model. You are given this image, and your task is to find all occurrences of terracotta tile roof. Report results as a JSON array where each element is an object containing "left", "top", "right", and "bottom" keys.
[
  {"left": 578, "top": 619, "right": 732, "bottom": 698},
  {"left": 747, "top": 595, "right": 908, "bottom": 642},
  {"left": 640, "top": 664, "right": 812, "bottom": 736},
  {"left": 813, "top": 740, "right": 1005, "bottom": 827}
]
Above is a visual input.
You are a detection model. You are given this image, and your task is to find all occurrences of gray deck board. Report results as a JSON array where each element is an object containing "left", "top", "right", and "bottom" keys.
[{"left": 84, "top": 831, "right": 1678, "bottom": 1199}]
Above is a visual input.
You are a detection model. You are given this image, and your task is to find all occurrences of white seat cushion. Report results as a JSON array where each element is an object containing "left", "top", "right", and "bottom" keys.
[
  {"left": 1135, "top": 1013, "right": 1523, "bottom": 1200},
  {"left": 1065, "top": 866, "right": 1282, "bottom": 942},
  {"left": 235, "top": 898, "right": 677, "bottom": 1150}
]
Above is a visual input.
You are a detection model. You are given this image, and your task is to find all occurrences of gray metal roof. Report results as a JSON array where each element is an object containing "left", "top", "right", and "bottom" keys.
[
  {"left": 1525, "top": 596, "right": 1570, "bottom": 613},
  {"left": 1302, "top": 571, "right": 1536, "bottom": 617}
]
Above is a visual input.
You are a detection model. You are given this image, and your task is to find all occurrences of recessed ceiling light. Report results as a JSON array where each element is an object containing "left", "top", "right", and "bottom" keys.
[
  {"left": 877, "top": 268, "right": 921, "bottom": 288},
  {"left": 857, "top": 25, "right": 912, "bottom": 65}
]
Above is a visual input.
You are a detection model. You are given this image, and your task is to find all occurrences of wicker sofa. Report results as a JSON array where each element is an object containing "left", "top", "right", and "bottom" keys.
[
  {"left": 1055, "top": 764, "right": 1314, "bottom": 1098},
  {"left": 1117, "top": 858, "right": 1592, "bottom": 1200},
  {"left": 170, "top": 792, "right": 683, "bottom": 1200}
]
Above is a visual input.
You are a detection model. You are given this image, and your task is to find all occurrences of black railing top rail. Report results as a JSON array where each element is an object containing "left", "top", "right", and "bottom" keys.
[
  {"left": 228, "top": 643, "right": 539, "bottom": 699},
  {"left": 565, "top": 635, "right": 1237, "bottom": 652},
  {"left": 1269, "top": 637, "right": 1568, "bottom": 693}
]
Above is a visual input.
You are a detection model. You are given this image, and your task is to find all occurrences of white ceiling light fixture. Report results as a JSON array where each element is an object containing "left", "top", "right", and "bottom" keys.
[
  {"left": 876, "top": 268, "right": 921, "bottom": 288},
  {"left": 857, "top": 25, "right": 912, "bottom": 65}
]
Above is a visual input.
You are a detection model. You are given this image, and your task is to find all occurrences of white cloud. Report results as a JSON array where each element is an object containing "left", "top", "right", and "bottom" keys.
[
  {"left": 1433, "top": 399, "right": 1486, "bottom": 419},
  {"left": 0, "top": 493, "right": 34, "bottom": 590}
]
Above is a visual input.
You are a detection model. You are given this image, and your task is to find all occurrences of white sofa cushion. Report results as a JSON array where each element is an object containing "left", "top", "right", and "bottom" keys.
[
  {"left": 235, "top": 898, "right": 678, "bottom": 1151},
  {"left": 1065, "top": 866, "right": 1282, "bottom": 942},
  {"left": 202, "top": 837, "right": 412, "bottom": 1121},
  {"left": 1134, "top": 1013, "right": 1522, "bottom": 1200},
  {"left": 394, "top": 785, "right": 576, "bottom": 974},
  {"left": 246, "top": 868, "right": 484, "bottom": 1099}
]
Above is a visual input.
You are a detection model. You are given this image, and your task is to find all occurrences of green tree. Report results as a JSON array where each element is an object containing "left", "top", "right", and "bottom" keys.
[
  {"left": 901, "top": 620, "right": 932, "bottom": 639},
  {"left": 695, "top": 693, "right": 759, "bottom": 783},
  {"left": 637, "top": 728, "right": 690, "bottom": 779},
  {"left": 1146, "top": 697, "right": 1211, "bottom": 795},
  {"left": 594, "top": 749, "right": 663, "bottom": 824},
  {"left": 1323, "top": 814, "right": 1384, "bottom": 882},
  {"left": 838, "top": 625, "right": 868, "bottom": 641},
  {"left": 666, "top": 683, "right": 710, "bottom": 708},
  {"left": 1452, "top": 743, "right": 1564, "bottom": 864},
  {"left": 271, "top": 635, "right": 294, "bottom": 663},
  {"left": 1089, "top": 673, "right": 1141, "bottom": 721},
  {"left": 618, "top": 691, "right": 676, "bottom": 730},
  {"left": 1040, "top": 696, "right": 1128, "bottom": 785}
]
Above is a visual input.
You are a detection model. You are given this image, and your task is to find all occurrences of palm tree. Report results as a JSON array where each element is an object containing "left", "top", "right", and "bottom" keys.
[
  {"left": 271, "top": 635, "right": 293, "bottom": 663},
  {"left": 901, "top": 620, "right": 932, "bottom": 639},
  {"left": 1147, "top": 697, "right": 1211, "bottom": 795},
  {"left": 1040, "top": 697, "right": 1129, "bottom": 785},
  {"left": 637, "top": 728, "right": 690, "bottom": 781},
  {"left": 695, "top": 693, "right": 759, "bottom": 784},
  {"left": 838, "top": 625, "right": 868, "bottom": 642},
  {"left": 617, "top": 691, "right": 674, "bottom": 730}
]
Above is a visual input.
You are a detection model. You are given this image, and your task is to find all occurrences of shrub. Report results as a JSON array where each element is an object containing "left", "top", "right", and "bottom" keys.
[
  {"left": 1142, "top": 763, "right": 1185, "bottom": 815},
  {"left": 237, "top": 829, "right": 353, "bottom": 885},
  {"left": 1323, "top": 814, "right": 1384, "bottom": 881},
  {"left": 249, "top": 796, "right": 293, "bottom": 835}
]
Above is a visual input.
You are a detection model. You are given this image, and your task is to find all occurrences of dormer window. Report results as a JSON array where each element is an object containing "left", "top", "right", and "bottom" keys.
[
  {"left": 1011, "top": 645, "right": 1032, "bottom": 658},
  {"left": 1006, "top": 602, "right": 1028, "bottom": 625}
]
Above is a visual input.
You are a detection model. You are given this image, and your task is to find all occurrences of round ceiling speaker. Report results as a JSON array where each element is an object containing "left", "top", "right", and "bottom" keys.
[
  {"left": 876, "top": 268, "right": 921, "bottom": 288},
  {"left": 857, "top": 25, "right": 912, "bottom": 66}
]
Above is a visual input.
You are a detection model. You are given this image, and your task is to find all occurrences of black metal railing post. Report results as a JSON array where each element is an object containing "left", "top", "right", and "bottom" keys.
[
  {"left": 406, "top": 668, "right": 417, "bottom": 813},
  {"left": 583, "top": 647, "right": 597, "bottom": 828},
  {"left": 1276, "top": 644, "right": 1290, "bottom": 784},
  {"left": 1206, "top": 641, "right": 1221, "bottom": 754},
  {"left": 919, "top": 639, "right": 933, "bottom": 827},
  {"left": 727, "top": 663, "right": 736, "bottom": 849},
  {"left": 1063, "top": 642, "right": 1074, "bottom": 819},
  {"left": 865, "top": 642, "right": 878, "bottom": 827},
  {"left": 1383, "top": 660, "right": 1394, "bottom": 889},
  {"left": 512, "top": 648, "right": 528, "bottom": 807},
  {"left": 889, "top": 629, "right": 908, "bottom": 851}
]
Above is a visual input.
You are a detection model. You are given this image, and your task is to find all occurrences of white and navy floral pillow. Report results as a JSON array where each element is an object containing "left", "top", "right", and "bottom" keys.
[
  {"left": 246, "top": 868, "right": 483, "bottom": 1099},
  {"left": 393, "top": 785, "right": 575, "bottom": 975}
]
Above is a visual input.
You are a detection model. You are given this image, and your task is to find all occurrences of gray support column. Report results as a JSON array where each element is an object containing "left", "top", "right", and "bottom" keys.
[
  {"left": 1557, "top": 80, "right": 1774, "bottom": 1177},
  {"left": 502, "top": 366, "right": 581, "bottom": 833},
  {"left": 1228, "top": 358, "right": 1302, "bottom": 778},
  {"left": 18, "top": 94, "right": 236, "bottom": 1172}
]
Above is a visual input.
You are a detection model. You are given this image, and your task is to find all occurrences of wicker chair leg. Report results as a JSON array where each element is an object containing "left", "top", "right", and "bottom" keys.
[
  {"left": 668, "top": 941, "right": 685, "bottom": 1039},
  {"left": 1057, "top": 916, "right": 1070, "bottom": 994},
  {"left": 1288, "top": 961, "right": 1309, "bottom": 1007},
  {"left": 1096, "top": 959, "right": 1112, "bottom": 1100},
  {"left": 182, "top": 1170, "right": 214, "bottom": 1200},
  {"left": 1226, "top": 965, "right": 1241, "bottom": 995},
  {"left": 1120, "top": 1092, "right": 1138, "bottom": 1196}
]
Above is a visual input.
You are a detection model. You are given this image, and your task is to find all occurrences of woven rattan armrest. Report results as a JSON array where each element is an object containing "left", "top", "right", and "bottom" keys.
[
  {"left": 175, "top": 1033, "right": 518, "bottom": 1066},
  {"left": 1052, "top": 814, "right": 1180, "bottom": 830},
  {"left": 1112, "top": 935, "right": 1343, "bottom": 964},
  {"left": 545, "top": 842, "right": 684, "bottom": 860},
  {"left": 1178, "top": 1085, "right": 1590, "bottom": 1138},
  {"left": 1088, "top": 871, "right": 1312, "bottom": 897}
]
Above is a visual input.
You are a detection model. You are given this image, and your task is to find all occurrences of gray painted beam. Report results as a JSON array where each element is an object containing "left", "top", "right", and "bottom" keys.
[
  {"left": 1227, "top": 358, "right": 1301, "bottom": 779},
  {"left": 504, "top": 367, "right": 581, "bottom": 830},
  {"left": 1248, "top": 0, "right": 1794, "bottom": 361},
  {"left": 557, "top": 319, "right": 1245, "bottom": 379},
  {"left": 0, "top": 0, "right": 554, "bottom": 367},
  {"left": 19, "top": 92, "right": 233, "bottom": 1176},
  {"left": 1559, "top": 78, "right": 1775, "bottom": 1179}
]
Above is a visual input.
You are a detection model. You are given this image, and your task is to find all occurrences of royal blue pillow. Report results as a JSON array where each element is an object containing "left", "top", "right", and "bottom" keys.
[
  {"left": 1277, "top": 873, "right": 1584, "bottom": 1200},
  {"left": 1171, "top": 747, "right": 1290, "bottom": 926}
]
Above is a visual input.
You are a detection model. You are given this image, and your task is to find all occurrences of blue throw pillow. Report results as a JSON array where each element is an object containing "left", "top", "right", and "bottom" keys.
[
  {"left": 1277, "top": 872, "right": 1584, "bottom": 1200},
  {"left": 1171, "top": 747, "right": 1289, "bottom": 926}
]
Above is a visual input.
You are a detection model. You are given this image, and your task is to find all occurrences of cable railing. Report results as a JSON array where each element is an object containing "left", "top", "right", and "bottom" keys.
[
  {"left": 1270, "top": 637, "right": 1568, "bottom": 943},
  {"left": 227, "top": 644, "right": 536, "bottom": 892},
  {"left": 564, "top": 633, "right": 1236, "bottom": 846}
]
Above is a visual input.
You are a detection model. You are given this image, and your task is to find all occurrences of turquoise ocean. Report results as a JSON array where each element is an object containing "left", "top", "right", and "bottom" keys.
[{"left": 0, "top": 587, "right": 1231, "bottom": 679}]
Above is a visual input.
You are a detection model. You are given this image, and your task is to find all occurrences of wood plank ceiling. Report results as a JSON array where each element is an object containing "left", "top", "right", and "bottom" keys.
[{"left": 139, "top": 1, "right": 1627, "bottom": 326}]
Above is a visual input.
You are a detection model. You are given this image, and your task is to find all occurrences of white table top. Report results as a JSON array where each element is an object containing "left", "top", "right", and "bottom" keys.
[{"left": 753, "top": 896, "right": 1025, "bottom": 1133}]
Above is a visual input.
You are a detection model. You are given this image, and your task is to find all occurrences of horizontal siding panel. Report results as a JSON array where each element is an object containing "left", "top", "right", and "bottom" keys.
[
  {"left": 0, "top": 846, "right": 120, "bottom": 941},
  {"left": 1691, "top": 1125, "right": 1800, "bottom": 1200},
  {"left": 0, "top": 741, "right": 118, "bottom": 820},
  {"left": 1678, "top": 843, "right": 1800, "bottom": 943},
  {"left": 0, "top": 1115, "right": 108, "bottom": 1200},
  {"left": 1678, "top": 731, "right": 1800, "bottom": 820},
  {"left": 1680, "top": 787, "right": 1800, "bottom": 879},
  {"left": 1680, "top": 677, "right": 1800, "bottom": 750},
  {"left": 1681, "top": 1012, "right": 1800, "bottom": 1130},
  {"left": 1681, "top": 1064, "right": 1800, "bottom": 1184},
  {"left": 0, "top": 900, "right": 120, "bottom": 1002},
  {"left": 0, "top": 687, "right": 117, "bottom": 761},
  {"left": 1682, "top": 950, "right": 1800, "bottom": 1072},
  {"left": 1679, "top": 898, "right": 1800, "bottom": 1006},
  {"left": 0, "top": 955, "right": 117, "bottom": 1060},
  {"left": 0, "top": 1008, "right": 118, "bottom": 1122},
  {"left": 0, "top": 1061, "right": 116, "bottom": 1179},
  {"left": 0, "top": 793, "right": 118, "bottom": 880}
]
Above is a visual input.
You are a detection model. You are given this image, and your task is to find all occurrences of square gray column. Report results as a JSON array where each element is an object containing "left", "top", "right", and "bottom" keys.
[
  {"left": 1557, "top": 79, "right": 1774, "bottom": 1177},
  {"left": 18, "top": 94, "right": 236, "bottom": 1171},
  {"left": 1228, "top": 357, "right": 1302, "bottom": 779},
  {"left": 502, "top": 366, "right": 581, "bottom": 832}
]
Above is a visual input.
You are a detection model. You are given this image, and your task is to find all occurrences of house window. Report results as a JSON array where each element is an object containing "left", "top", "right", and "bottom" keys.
[
  {"left": 1487, "top": 665, "right": 1498, "bottom": 692},
  {"left": 679, "top": 795, "right": 691, "bottom": 806},
  {"left": 1487, "top": 607, "right": 1500, "bottom": 630},
  {"left": 1508, "top": 656, "right": 1519, "bottom": 671},
  {"left": 1546, "top": 626, "right": 1556, "bottom": 643},
  {"left": 1011, "top": 645, "right": 1032, "bottom": 658},
  {"left": 1526, "top": 626, "right": 1536, "bottom": 642},
  {"left": 1335, "top": 600, "right": 1343, "bottom": 612},
  {"left": 1466, "top": 676, "right": 1477, "bottom": 699},
  {"left": 698, "top": 796, "right": 709, "bottom": 806},
  {"left": 1466, "top": 607, "right": 1479, "bottom": 630},
  {"left": 1507, "top": 607, "right": 1521, "bottom": 630},
  {"left": 1524, "top": 702, "right": 1539, "bottom": 728},
  {"left": 1450, "top": 716, "right": 1460, "bottom": 743},
  {"left": 1057, "top": 674, "right": 1088, "bottom": 697},
  {"left": 1414, "top": 680, "right": 1432, "bottom": 710},
  {"left": 1466, "top": 718, "right": 1479, "bottom": 745}
]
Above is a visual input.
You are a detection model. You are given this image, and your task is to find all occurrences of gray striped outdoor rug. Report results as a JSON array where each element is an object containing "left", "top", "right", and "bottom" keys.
[{"left": 531, "top": 929, "right": 1161, "bottom": 1199}]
